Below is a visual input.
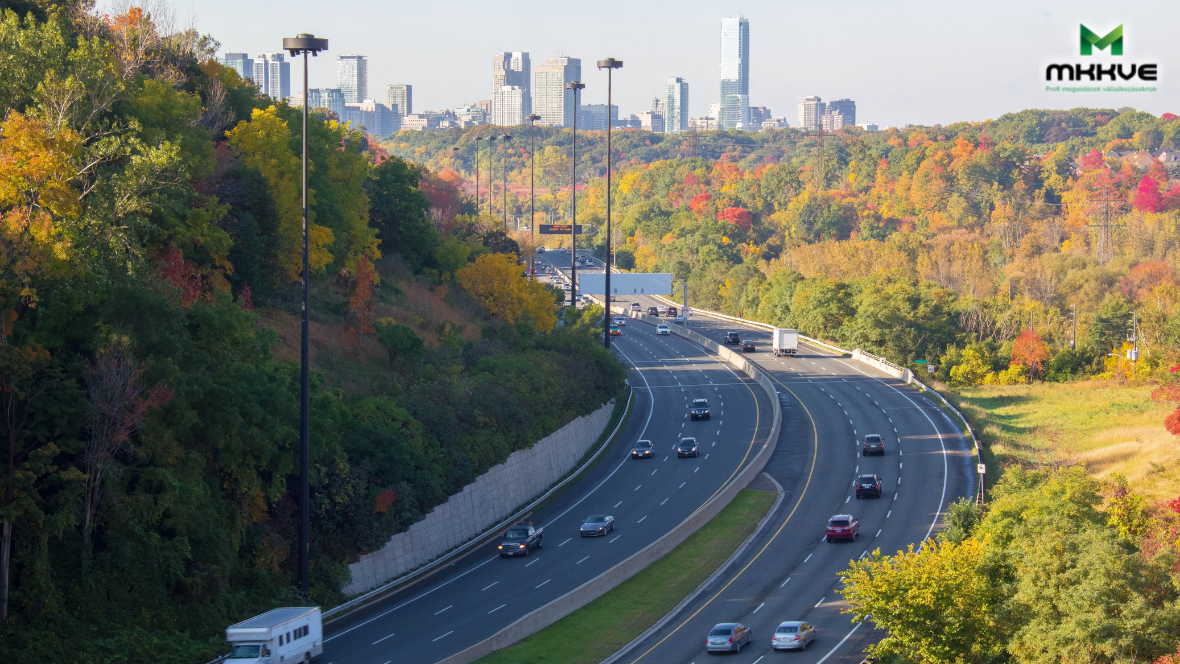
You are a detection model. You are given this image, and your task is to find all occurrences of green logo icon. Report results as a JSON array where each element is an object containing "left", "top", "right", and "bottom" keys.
[{"left": 1080, "top": 24, "right": 1122, "bottom": 55}]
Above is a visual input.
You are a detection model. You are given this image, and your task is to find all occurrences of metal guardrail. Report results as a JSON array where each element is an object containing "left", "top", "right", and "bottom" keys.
[{"left": 322, "top": 388, "right": 633, "bottom": 621}]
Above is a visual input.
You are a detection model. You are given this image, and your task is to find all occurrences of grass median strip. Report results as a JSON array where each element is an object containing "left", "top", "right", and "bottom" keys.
[{"left": 476, "top": 488, "right": 778, "bottom": 664}]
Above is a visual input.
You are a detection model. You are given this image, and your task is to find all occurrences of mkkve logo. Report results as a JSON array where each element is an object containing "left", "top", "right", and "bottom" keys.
[
  {"left": 1080, "top": 24, "right": 1122, "bottom": 55},
  {"left": 1046, "top": 23, "right": 1157, "bottom": 84}
]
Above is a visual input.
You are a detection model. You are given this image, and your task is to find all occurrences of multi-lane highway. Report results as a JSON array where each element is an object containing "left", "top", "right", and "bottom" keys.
[
  {"left": 318, "top": 269, "right": 775, "bottom": 664},
  {"left": 545, "top": 252, "right": 976, "bottom": 663}
]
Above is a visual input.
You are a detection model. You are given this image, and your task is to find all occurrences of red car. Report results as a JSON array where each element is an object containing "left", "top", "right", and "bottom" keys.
[{"left": 826, "top": 514, "right": 859, "bottom": 542}]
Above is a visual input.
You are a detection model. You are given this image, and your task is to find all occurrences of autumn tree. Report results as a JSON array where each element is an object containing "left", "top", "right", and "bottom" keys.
[
  {"left": 456, "top": 252, "right": 557, "bottom": 331},
  {"left": 1010, "top": 328, "right": 1050, "bottom": 380}
]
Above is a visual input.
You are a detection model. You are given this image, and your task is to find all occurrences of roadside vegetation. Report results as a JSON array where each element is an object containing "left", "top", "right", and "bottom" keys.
[
  {"left": 477, "top": 488, "right": 778, "bottom": 664},
  {"left": 0, "top": 4, "right": 623, "bottom": 663}
]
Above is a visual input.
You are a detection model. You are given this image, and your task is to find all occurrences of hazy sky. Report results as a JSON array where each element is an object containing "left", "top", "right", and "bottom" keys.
[{"left": 118, "top": 0, "right": 1176, "bottom": 127}]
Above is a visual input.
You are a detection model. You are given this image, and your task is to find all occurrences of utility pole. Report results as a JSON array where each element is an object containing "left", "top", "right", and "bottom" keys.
[
  {"left": 1070, "top": 304, "right": 1077, "bottom": 350},
  {"left": 1130, "top": 310, "right": 1139, "bottom": 375},
  {"left": 527, "top": 114, "right": 540, "bottom": 280},
  {"left": 500, "top": 133, "right": 512, "bottom": 230},
  {"left": 813, "top": 125, "right": 829, "bottom": 192}
]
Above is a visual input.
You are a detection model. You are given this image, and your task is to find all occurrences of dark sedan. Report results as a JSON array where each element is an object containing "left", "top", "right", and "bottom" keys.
[
  {"left": 631, "top": 439, "right": 654, "bottom": 459},
  {"left": 579, "top": 514, "right": 615, "bottom": 537},
  {"left": 677, "top": 437, "right": 699, "bottom": 457},
  {"left": 741, "top": 340, "right": 756, "bottom": 352}
]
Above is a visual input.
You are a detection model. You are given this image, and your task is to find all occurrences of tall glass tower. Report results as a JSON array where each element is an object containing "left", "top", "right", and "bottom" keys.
[
  {"left": 719, "top": 17, "right": 750, "bottom": 130},
  {"left": 337, "top": 55, "right": 368, "bottom": 104}
]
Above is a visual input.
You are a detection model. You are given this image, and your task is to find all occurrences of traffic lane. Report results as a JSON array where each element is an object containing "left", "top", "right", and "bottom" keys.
[
  {"left": 618, "top": 353, "right": 962, "bottom": 663},
  {"left": 616, "top": 348, "right": 864, "bottom": 663},
  {"left": 324, "top": 329, "right": 770, "bottom": 664}
]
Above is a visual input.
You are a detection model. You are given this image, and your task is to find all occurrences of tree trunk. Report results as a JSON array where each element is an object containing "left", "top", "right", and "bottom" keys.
[{"left": 0, "top": 517, "right": 10, "bottom": 621}]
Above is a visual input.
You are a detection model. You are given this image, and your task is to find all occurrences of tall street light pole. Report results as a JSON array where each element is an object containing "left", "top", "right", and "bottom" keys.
[
  {"left": 474, "top": 136, "right": 482, "bottom": 214},
  {"left": 486, "top": 135, "right": 498, "bottom": 218},
  {"left": 500, "top": 133, "right": 512, "bottom": 230},
  {"left": 597, "top": 58, "right": 622, "bottom": 348},
  {"left": 282, "top": 32, "right": 328, "bottom": 598},
  {"left": 527, "top": 114, "right": 540, "bottom": 279},
  {"left": 567, "top": 81, "right": 585, "bottom": 308}
]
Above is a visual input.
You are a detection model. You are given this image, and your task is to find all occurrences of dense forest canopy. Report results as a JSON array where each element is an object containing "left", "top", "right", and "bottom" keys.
[{"left": 0, "top": 3, "right": 623, "bottom": 662}]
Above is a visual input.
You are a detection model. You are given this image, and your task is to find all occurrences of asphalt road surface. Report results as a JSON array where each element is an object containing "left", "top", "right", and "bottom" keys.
[
  {"left": 545, "top": 254, "right": 975, "bottom": 663},
  {"left": 318, "top": 273, "right": 775, "bottom": 664}
]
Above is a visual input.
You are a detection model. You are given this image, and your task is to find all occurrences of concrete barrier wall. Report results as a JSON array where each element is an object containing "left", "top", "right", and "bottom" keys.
[
  {"left": 436, "top": 307, "right": 782, "bottom": 664},
  {"left": 343, "top": 402, "right": 615, "bottom": 596},
  {"left": 851, "top": 349, "right": 913, "bottom": 382}
]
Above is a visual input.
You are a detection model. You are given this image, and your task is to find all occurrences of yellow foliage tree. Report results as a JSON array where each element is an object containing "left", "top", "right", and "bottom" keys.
[
  {"left": 227, "top": 106, "right": 334, "bottom": 281},
  {"left": 457, "top": 253, "right": 556, "bottom": 331}
]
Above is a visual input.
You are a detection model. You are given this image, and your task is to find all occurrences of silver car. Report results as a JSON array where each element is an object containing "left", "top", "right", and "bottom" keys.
[
  {"left": 772, "top": 621, "right": 815, "bottom": 650},
  {"left": 579, "top": 514, "right": 615, "bottom": 537},
  {"left": 705, "top": 623, "right": 751, "bottom": 653}
]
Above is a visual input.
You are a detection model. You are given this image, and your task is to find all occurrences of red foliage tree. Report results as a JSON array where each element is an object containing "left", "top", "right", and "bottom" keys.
[
  {"left": 1135, "top": 174, "right": 1164, "bottom": 212},
  {"left": 689, "top": 193, "right": 712, "bottom": 214},
  {"left": 718, "top": 207, "right": 753, "bottom": 232},
  {"left": 1151, "top": 366, "right": 1180, "bottom": 436},
  {"left": 1162, "top": 113, "right": 1178, "bottom": 121},
  {"left": 1163, "top": 184, "right": 1180, "bottom": 212},
  {"left": 1010, "top": 328, "right": 1050, "bottom": 380},
  {"left": 1080, "top": 149, "right": 1107, "bottom": 173},
  {"left": 156, "top": 245, "right": 200, "bottom": 308},
  {"left": 1119, "top": 261, "right": 1174, "bottom": 302}
]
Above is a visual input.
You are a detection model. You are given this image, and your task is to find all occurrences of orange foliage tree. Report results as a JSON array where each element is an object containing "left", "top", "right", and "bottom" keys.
[
  {"left": 1010, "top": 328, "right": 1050, "bottom": 380},
  {"left": 457, "top": 253, "right": 556, "bottom": 331}
]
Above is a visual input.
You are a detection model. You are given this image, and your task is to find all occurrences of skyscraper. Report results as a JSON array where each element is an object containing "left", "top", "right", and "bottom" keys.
[
  {"left": 253, "top": 53, "right": 290, "bottom": 100},
  {"left": 305, "top": 88, "right": 345, "bottom": 118},
  {"left": 337, "top": 55, "right": 368, "bottom": 104},
  {"left": 221, "top": 53, "right": 253, "bottom": 82},
  {"left": 492, "top": 86, "right": 526, "bottom": 126},
  {"left": 827, "top": 99, "right": 856, "bottom": 126},
  {"left": 491, "top": 52, "right": 530, "bottom": 124},
  {"left": 718, "top": 17, "right": 750, "bottom": 130},
  {"left": 665, "top": 77, "right": 689, "bottom": 133},
  {"left": 533, "top": 57, "right": 581, "bottom": 127},
  {"left": 798, "top": 96, "right": 826, "bottom": 130},
  {"left": 386, "top": 84, "right": 411, "bottom": 130}
]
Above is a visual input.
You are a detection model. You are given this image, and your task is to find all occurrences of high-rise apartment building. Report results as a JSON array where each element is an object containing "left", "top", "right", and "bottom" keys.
[
  {"left": 304, "top": 88, "right": 346, "bottom": 118},
  {"left": 253, "top": 53, "right": 290, "bottom": 100},
  {"left": 749, "top": 106, "right": 771, "bottom": 128},
  {"left": 221, "top": 53, "right": 253, "bottom": 82},
  {"left": 576, "top": 104, "right": 618, "bottom": 131},
  {"left": 665, "top": 77, "right": 689, "bottom": 133},
  {"left": 820, "top": 110, "right": 848, "bottom": 132},
  {"left": 827, "top": 99, "right": 856, "bottom": 126},
  {"left": 492, "top": 52, "right": 531, "bottom": 121},
  {"left": 386, "top": 84, "right": 412, "bottom": 129},
  {"left": 492, "top": 86, "right": 526, "bottom": 126},
  {"left": 341, "top": 101, "right": 399, "bottom": 136},
  {"left": 798, "top": 96, "right": 826, "bottom": 131},
  {"left": 718, "top": 17, "right": 750, "bottom": 130},
  {"left": 638, "top": 111, "right": 664, "bottom": 133},
  {"left": 533, "top": 57, "right": 581, "bottom": 127},
  {"left": 337, "top": 55, "right": 368, "bottom": 104}
]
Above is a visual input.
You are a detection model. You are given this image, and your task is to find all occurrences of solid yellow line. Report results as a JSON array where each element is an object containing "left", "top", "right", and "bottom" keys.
[{"left": 629, "top": 367, "right": 819, "bottom": 664}]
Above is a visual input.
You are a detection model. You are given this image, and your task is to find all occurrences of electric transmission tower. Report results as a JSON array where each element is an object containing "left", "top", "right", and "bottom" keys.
[{"left": 1086, "top": 184, "right": 1124, "bottom": 265}]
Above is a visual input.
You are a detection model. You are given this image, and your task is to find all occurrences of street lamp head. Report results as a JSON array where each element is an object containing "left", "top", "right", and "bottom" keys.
[
  {"left": 283, "top": 33, "right": 328, "bottom": 56},
  {"left": 597, "top": 58, "right": 623, "bottom": 69},
  {"left": 501, "top": 134, "right": 512, "bottom": 140},
  {"left": 527, "top": 114, "right": 541, "bottom": 122},
  {"left": 566, "top": 81, "right": 586, "bottom": 91}
]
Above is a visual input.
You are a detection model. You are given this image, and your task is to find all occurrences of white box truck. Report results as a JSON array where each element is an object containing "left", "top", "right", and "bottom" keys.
[
  {"left": 773, "top": 328, "right": 798, "bottom": 357},
  {"left": 225, "top": 607, "right": 322, "bottom": 664}
]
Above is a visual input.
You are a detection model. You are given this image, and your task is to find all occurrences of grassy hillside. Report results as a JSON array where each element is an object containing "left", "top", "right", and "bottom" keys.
[{"left": 950, "top": 380, "right": 1179, "bottom": 505}]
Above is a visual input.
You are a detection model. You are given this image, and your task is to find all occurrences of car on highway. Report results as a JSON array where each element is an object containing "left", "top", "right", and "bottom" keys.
[
  {"left": 657, "top": 324, "right": 670, "bottom": 335},
  {"left": 631, "top": 439, "right": 654, "bottom": 459},
  {"left": 630, "top": 302, "right": 641, "bottom": 311},
  {"left": 772, "top": 621, "right": 815, "bottom": 650},
  {"left": 676, "top": 437, "right": 699, "bottom": 457},
  {"left": 706, "top": 623, "right": 752, "bottom": 653},
  {"left": 689, "top": 399, "right": 711, "bottom": 420},
  {"left": 498, "top": 524, "right": 543, "bottom": 556},
  {"left": 666, "top": 306, "right": 678, "bottom": 316},
  {"left": 855, "top": 474, "right": 883, "bottom": 499},
  {"left": 609, "top": 325, "right": 621, "bottom": 336},
  {"left": 862, "top": 433, "right": 885, "bottom": 456},
  {"left": 724, "top": 331, "right": 741, "bottom": 345},
  {"left": 657, "top": 305, "right": 667, "bottom": 315},
  {"left": 741, "top": 340, "right": 756, "bottom": 352},
  {"left": 579, "top": 514, "right": 615, "bottom": 537},
  {"left": 673, "top": 315, "right": 685, "bottom": 324},
  {"left": 826, "top": 514, "right": 859, "bottom": 541},
  {"left": 537, "top": 247, "right": 545, "bottom": 253},
  {"left": 647, "top": 306, "right": 659, "bottom": 316},
  {"left": 528, "top": 268, "right": 536, "bottom": 275},
  {"left": 613, "top": 318, "right": 627, "bottom": 327}
]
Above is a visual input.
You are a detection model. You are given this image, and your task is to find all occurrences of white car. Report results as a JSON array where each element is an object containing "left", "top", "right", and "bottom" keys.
[
  {"left": 613, "top": 317, "right": 627, "bottom": 326},
  {"left": 657, "top": 324, "right": 670, "bottom": 335}
]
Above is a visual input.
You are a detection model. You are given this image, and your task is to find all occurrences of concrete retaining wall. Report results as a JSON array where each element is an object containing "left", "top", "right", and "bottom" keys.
[
  {"left": 343, "top": 402, "right": 615, "bottom": 596},
  {"left": 436, "top": 306, "right": 782, "bottom": 664},
  {"left": 851, "top": 349, "right": 913, "bottom": 382}
]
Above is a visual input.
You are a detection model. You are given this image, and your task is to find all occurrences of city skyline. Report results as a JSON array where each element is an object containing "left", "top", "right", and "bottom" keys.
[{"left": 163, "top": 0, "right": 1176, "bottom": 127}]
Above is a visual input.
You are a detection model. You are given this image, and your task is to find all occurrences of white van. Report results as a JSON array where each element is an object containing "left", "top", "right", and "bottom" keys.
[{"left": 226, "top": 607, "right": 322, "bottom": 664}]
